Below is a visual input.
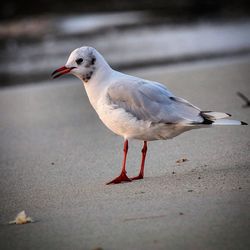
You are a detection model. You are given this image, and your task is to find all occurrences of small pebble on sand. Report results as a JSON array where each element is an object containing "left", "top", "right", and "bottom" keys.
[{"left": 176, "top": 158, "right": 188, "bottom": 164}]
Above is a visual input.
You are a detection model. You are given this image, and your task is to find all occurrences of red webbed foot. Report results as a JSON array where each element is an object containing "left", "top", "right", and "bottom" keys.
[{"left": 106, "top": 172, "right": 132, "bottom": 185}]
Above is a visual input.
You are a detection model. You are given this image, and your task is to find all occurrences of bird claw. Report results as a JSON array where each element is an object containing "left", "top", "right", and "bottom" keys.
[{"left": 106, "top": 172, "right": 132, "bottom": 185}]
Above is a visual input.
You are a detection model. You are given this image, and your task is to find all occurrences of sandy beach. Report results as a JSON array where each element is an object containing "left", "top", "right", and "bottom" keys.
[{"left": 0, "top": 59, "right": 249, "bottom": 250}]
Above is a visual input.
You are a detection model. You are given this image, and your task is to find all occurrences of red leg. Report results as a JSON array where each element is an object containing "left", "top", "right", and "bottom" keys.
[
  {"left": 106, "top": 140, "right": 132, "bottom": 185},
  {"left": 131, "top": 141, "right": 147, "bottom": 180}
]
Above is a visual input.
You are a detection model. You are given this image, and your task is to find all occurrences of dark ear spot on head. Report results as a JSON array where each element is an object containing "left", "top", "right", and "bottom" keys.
[
  {"left": 85, "top": 55, "right": 96, "bottom": 68},
  {"left": 91, "top": 57, "right": 96, "bottom": 65}
]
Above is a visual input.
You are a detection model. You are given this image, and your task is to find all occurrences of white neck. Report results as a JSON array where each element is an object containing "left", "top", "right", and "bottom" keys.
[{"left": 82, "top": 56, "right": 113, "bottom": 111}]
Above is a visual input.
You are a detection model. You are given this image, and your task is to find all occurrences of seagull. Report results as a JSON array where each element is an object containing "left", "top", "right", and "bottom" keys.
[{"left": 51, "top": 46, "right": 247, "bottom": 185}]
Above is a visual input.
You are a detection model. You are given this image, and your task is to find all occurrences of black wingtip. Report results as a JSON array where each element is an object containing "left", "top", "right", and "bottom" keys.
[
  {"left": 241, "top": 121, "right": 248, "bottom": 125},
  {"left": 226, "top": 113, "right": 232, "bottom": 117},
  {"left": 202, "top": 119, "right": 214, "bottom": 125},
  {"left": 200, "top": 111, "right": 214, "bottom": 124}
]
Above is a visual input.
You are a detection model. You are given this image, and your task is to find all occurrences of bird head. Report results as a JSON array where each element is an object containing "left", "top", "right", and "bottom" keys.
[{"left": 52, "top": 46, "right": 105, "bottom": 83}]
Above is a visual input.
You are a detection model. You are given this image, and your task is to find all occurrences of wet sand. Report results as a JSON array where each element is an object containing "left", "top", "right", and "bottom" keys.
[{"left": 0, "top": 59, "right": 249, "bottom": 250}]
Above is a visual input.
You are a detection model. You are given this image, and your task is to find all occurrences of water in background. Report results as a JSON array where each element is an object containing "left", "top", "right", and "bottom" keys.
[{"left": 1, "top": 9, "right": 250, "bottom": 86}]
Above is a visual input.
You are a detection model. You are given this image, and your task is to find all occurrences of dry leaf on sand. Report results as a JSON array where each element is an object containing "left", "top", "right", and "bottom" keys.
[{"left": 9, "top": 211, "right": 34, "bottom": 225}]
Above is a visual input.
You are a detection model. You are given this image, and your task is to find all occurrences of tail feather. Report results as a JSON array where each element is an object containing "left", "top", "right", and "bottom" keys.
[
  {"left": 200, "top": 111, "right": 247, "bottom": 125},
  {"left": 213, "top": 119, "right": 247, "bottom": 125}
]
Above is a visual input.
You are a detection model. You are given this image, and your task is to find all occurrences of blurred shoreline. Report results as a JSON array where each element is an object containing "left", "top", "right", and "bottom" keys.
[{"left": 1, "top": 11, "right": 250, "bottom": 87}]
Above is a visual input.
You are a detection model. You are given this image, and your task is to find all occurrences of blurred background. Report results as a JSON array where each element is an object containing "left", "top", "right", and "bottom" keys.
[
  {"left": 1, "top": 0, "right": 250, "bottom": 86},
  {"left": 1, "top": 2, "right": 250, "bottom": 250}
]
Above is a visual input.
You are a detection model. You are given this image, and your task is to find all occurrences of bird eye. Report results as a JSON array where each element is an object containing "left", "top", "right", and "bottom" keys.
[{"left": 76, "top": 58, "right": 83, "bottom": 65}]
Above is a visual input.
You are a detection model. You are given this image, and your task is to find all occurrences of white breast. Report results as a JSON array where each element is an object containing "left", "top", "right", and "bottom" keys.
[{"left": 95, "top": 93, "right": 150, "bottom": 139}]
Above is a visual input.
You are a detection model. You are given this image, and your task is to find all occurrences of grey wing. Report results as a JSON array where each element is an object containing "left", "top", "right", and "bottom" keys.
[{"left": 107, "top": 79, "right": 204, "bottom": 124}]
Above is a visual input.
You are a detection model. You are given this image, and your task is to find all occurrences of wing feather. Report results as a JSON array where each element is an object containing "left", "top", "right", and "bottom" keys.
[{"left": 107, "top": 79, "right": 203, "bottom": 124}]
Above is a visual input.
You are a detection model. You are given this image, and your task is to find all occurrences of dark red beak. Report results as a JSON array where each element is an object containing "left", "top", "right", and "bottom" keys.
[{"left": 51, "top": 66, "right": 76, "bottom": 79}]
